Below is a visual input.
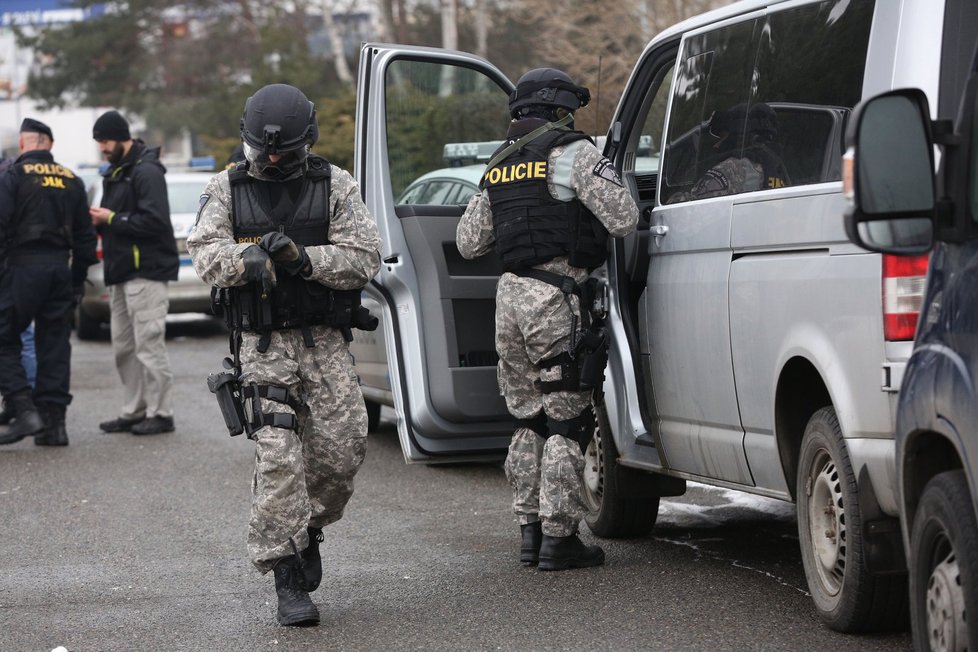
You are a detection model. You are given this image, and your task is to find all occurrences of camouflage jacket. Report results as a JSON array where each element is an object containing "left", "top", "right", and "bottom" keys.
[{"left": 187, "top": 164, "right": 381, "bottom": 291}]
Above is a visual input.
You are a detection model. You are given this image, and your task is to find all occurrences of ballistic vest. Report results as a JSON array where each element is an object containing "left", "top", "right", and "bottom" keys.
[
  {"left": 225, "top": 155, "right": 360, "bottom": 332},
  {"left": 484, "top": 129, "right": 608, "bottom": 272}
]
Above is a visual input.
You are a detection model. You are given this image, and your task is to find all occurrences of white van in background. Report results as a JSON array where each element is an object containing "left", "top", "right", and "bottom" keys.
[{"left": 351, "top": 0, "right": 978, "bottom": 633}]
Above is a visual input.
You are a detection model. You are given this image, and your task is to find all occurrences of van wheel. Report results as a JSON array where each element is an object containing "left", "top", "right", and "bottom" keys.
[
  {"left": 797, "top": 406, "right": 907, "bottom": 632},
  {"left": 75, "top": 307, "right": 103, "bottom": 341},
  {"left": 910, "top": 471, "right": 978, "bottom": 652},
  {"left": 583, "top": 404, "right": 660, "bottom": 538},
  {"left": 365, "top": 399, "right": 381, "bottom": 432}
]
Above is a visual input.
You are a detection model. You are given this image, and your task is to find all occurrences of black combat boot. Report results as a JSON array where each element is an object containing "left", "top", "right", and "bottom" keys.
[
  {"left": 35, "top": 403, "right": 68, "bottom": 447},
  {"left": 300, "top": 526, "right": 324, "bottom": 592},
  {"left": 0, "top": 399, "right": 11, "bottom": 426},
  {"left": 0, "top": 391, "right": 45, "bottom": 446},
  {"left": 520, "top": 521, "right": 542, "bottom": 566},
  {"left": 537, "top": 532, "right": 605, "bottom": 571},
  {"left": 272, "top": 555, "right": 320, "bottom": 626}
]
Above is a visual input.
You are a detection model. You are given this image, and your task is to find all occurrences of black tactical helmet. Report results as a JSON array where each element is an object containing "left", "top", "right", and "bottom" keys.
[
  {"left": 240, "top": 83, "right": 319, "bottom": 179},
  {"left": 508, "top": 68, "right": 590, "bottom": 119}
]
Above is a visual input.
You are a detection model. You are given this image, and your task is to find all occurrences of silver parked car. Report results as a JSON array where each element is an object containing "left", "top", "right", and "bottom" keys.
[
  {"left": 351, "top": 0, "right": 969, "bottom": 633},
  {"left": 77, "top": 171, "right": 214, "bottom": 339}
]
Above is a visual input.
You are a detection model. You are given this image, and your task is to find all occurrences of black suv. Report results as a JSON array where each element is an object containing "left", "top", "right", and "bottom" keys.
[{"left": 844, "top": 50, "right": 978, "bottom": 650}]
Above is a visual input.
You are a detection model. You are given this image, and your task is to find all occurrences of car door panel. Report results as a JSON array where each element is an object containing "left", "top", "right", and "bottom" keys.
[{"left": 356, "top": 44, "right": 514, "bottom": 461}]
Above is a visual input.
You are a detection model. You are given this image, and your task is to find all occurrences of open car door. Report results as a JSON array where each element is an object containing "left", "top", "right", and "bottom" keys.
[{"left": 355, "top": 43, "right": 515, "bottom": 462}]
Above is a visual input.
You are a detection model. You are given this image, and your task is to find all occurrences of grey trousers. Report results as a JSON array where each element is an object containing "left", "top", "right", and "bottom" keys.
[{"left": 109, "top": 278, "right": 174, "bottom": 419}]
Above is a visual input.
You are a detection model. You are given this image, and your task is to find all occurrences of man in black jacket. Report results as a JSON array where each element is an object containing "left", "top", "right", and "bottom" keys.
[
  {"left": 0, "top": 118, "right": 97, "bottom": 446},
  {"left": 89, "top": 110, "right": 178, "bottom": 436}
]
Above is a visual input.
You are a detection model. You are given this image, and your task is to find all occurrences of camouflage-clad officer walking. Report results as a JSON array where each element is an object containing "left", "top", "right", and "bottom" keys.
[
  {"left": 457, "top": 68, "right": 639, "bottom": 570},
  {"left": 187, "top": 84, "right": 380, "bottom": 626}
]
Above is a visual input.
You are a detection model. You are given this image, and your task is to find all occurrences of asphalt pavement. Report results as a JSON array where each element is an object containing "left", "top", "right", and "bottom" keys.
[{"left": 0, "top": 318, "right": 913, "bottom": 651}]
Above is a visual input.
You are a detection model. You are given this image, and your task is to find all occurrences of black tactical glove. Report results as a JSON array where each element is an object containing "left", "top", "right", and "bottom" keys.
[
  {"left": 241, "top": 245, "right": 277, "bottom": 297},
  {"left": 260, "top": 231, "right": 310, "bottom": 276}
]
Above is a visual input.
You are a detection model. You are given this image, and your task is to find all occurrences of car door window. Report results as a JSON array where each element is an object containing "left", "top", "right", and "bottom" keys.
[
  {"left": 385, "top": 59, "right": 509, "bottom": 207},
  {"left": 661, "top": 20, "right": 756, "bottom": 203}
]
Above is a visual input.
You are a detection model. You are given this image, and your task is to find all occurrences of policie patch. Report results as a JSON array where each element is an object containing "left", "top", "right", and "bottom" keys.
[
  {"left": 194, "top": 193, "right": 211, "bottom": 226},
  {"left": 592, "top": 158, "right": 623, "bottom": 187}
]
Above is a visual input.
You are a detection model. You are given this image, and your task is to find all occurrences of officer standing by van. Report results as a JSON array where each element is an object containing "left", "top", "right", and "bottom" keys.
[
  {"left": 0, "top": 118, "right": 97, "bottom": 446},
  {"left": 457, "top": 68, "right": 639, "bottom": 570},
  {"left": 187, "top": 83, "right": 381, "bottom": 626}
]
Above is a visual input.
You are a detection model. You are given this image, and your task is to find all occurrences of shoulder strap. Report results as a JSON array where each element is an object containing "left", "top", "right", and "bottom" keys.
[{"left": 479, "top": 112, "right": 574, "bottom": 190}]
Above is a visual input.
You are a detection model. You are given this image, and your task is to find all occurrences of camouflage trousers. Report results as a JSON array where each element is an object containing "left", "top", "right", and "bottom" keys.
[
  {"left": 496, "top": 272, "right": 591, "bottom": 538},
  {"left": 239, "top": 326, "right": 368, "bottom": 574}
]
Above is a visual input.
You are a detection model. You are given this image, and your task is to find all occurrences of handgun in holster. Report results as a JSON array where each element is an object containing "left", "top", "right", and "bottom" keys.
[{"left": 207, "top": 357, "right": 246, "bottom": 437}]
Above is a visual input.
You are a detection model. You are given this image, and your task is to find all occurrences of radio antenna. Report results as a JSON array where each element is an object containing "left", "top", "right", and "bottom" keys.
[{"left": 594, "top": 55, "right": 603, "bottom": 139}]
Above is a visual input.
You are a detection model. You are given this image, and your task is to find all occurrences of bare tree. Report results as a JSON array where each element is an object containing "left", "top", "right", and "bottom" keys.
[{"left": 317, "top": 0, "right": 353, "bottom": 84}]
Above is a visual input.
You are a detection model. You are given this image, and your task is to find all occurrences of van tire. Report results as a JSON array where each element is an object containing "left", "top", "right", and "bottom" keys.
[
  {"left": 365, "top": 399, "right": 381, "bottom": 433},
  {"left": 584, "top": 404, "right": 660, "bottom": 538},
  {"left": 797, "top": 406, "right": 908, "bottom": 632},
  {"left": 910, "top": 471, "right": 978, "bottom": 652}
]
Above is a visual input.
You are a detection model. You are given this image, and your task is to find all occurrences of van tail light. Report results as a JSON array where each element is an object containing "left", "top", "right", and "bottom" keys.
[{"left": 882, "top": 254, "right": 929, "bottom": 341}]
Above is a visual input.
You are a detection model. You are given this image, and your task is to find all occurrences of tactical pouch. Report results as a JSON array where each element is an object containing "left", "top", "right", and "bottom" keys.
[
  {"left": 578, "top": 325, "right": 609, "bottom": 391},
  {"left": 207, "top": 370, "right": 246, "bottom": 437}
]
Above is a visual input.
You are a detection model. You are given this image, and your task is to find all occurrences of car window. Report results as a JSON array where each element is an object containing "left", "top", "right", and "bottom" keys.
[
  {"left": 752, "top": 0, "right": 874, "bottom": 185},
  {"left": 661, "top": 19, "right": 756, "bottom": 203},
  {"left": 417, "top": 179, "right": 456, "bottom": 204},
  {"left": 385, "top": 58, "right": 510, "bottom": 205},
  {"left": 398, "top": 181, "right": 428, "bottom": 205},
  {"left": 661, "top": 0, "right": 874, "bottom": 204},
  {"left": 450, "top": 182, "right": 478, "bottom": 205},
  {"left": 169, "top": 179, "right": 209, "bottom": 214}
]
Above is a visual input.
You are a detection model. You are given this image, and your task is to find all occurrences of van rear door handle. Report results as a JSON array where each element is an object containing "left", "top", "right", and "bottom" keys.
[{"left": 650, "top": 224, "right": 669, "bottom": 237}]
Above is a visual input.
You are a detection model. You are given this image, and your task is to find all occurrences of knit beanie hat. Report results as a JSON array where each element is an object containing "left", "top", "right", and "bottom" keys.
[{"left": 93, "top": 110, "right": 131, "bottom": 141}]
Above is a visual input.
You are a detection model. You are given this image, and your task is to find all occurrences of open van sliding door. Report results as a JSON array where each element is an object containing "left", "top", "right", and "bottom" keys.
[{"left": 355, "top": 44, "right": 515, "bottom": 462}]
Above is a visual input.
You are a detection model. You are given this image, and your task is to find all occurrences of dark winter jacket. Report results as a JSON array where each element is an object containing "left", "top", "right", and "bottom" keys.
[
  {"left": 0, "top": 149, "right": 98, "bottom": 286},
  {"left": 97, "top": 140, "right": 178, "bottom": 286}
]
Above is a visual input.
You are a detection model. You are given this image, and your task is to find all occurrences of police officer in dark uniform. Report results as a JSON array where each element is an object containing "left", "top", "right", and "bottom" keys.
[{"left": 0, "top": 118, "right": 98, "bottom": 446}]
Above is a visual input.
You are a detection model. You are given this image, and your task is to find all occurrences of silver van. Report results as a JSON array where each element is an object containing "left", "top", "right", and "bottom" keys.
[{"left": 351, "top": 0, "right": 974, "bottom": 633}]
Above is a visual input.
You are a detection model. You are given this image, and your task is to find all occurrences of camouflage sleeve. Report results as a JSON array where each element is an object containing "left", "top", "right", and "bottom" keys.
[
  {"left": 686, "top": 157, "right": 764, "bottom": 200},
  {"left": 303, "top": 166, "right": 381, "bottom": 290},
  {"left": 455, "top": 190, "right": 495, "bottom": 259},
  {"left": 567, "top": 142, "right": 639, "bottom": 238},
  {"left": 186, "top": 170, "right": 254, "bottom": 288}
]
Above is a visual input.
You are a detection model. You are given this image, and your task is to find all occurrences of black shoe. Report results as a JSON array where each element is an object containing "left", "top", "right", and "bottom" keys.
[
  {"left": 35, "top": 403, "right": 68, "bottom": 447},
  {"left": 520, "top": 521, "right": 542, "bottom": 566},
  {"left": 131, "top": 416, "right": 175, "bottom": 435},
  {"left": 0, "top": 393, "right": 45, "bottom": 445},
  {"left": 99, "top": 416, "right": 144, "bottom": 433},
  {"left": 538, "top": 533, "right": 605, "bottom": 571},
  {"left": 272, "top": 556, "right": 320, "bottom": 626},
  {"left": 300, "top": 527, "right": 324, "bottom": 592},
  {"left": 0, "top": 400, "right": 11, "bottom": 426}
]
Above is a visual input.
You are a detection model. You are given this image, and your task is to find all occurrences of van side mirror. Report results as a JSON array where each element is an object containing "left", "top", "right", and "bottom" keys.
[{"left": 844, "top": 89, "right": 936, "bottom": 254}]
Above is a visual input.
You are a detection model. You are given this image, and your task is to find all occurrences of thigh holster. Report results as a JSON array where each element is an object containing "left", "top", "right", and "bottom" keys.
[{"left": 241, "top": 384, "right": 298, "bottom": 437}]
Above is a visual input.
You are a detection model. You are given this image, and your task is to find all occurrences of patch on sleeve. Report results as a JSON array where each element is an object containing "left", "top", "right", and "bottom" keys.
[
  {"left": 592, "top": 158, "right": 623, "bottom": 187},
  {"left": 194, "top": 193, "right": 210, "bottom": 226}
]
